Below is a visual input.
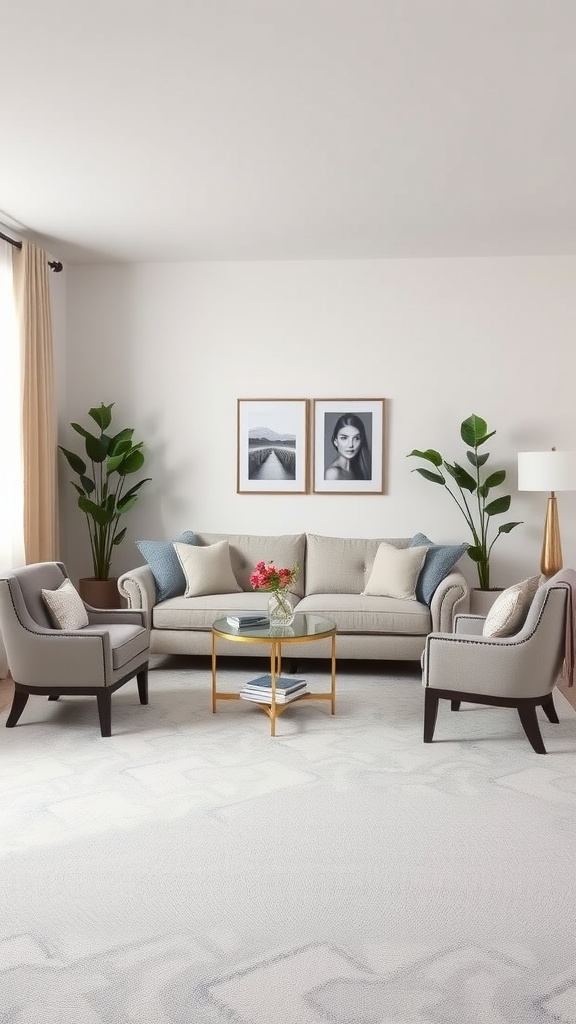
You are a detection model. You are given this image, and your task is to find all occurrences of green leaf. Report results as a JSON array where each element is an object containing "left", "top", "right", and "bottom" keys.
[
  {"left": 445, "top": 462, "right": 476, "bottom": 492},
  {"left": 497, "top": 521, "right": 522, "bottom": 534},
  {"left": 478, "top": 481, "right": 489, "bottom": 498},
  {"left": 89, "top": 403, "right": 114, "bottom": 431},
  {"left": 412, "top": 467, "right": 445, "bottom": 484},
  {"left": 80, "top": 475, "right": 95, "bottom": 494},
  {"left": 407, "top": 448, "right": 443, "bottom": 466},
  {"left": 85, "top": 434, "right": 108, "bottom": 463},
  {"left": 117, "top": 494, "right": 138, "bottom": 514},
  {"left": 467, "top": 545, "right": 488, "bottom": 564},
  {"left": 58, "top": 446, "right": 86, "bottom": 476},
  {"left": 78, "top": 497, "right": 114, "bottom": 525},
  {"left": 121, "top": 478, "right": 152, "bottom": 503},
  {"left": 113, "top": 528, "right": 127, "bottom": 546},
  {"left": 466, "top": 451, "right": 489, "bottom": 468},
  {"left": 485, "top": 494, "right": 511, "bottom": 516},
  {"left": 117, "top": 449, "right": 145, "bottom": 475},
  {"left": 109, "top": 428, "right": 134, "bottom": 450},
  {"left": 484, "top": 470, "right": 506, "bottom": 489},
  {"left": 460, "top": 415, "right": 488, "bottom": 447},
  {"left": 70, "top": 422, "right": 96, "bottom": 442}
]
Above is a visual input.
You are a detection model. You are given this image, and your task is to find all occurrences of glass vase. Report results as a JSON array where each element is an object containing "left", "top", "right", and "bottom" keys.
[{"left": 267, "top": 590, "right": 295, "bottom": 627}]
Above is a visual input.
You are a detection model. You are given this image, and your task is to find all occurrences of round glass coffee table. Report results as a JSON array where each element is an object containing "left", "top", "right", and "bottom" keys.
[{"left": 211, "top": 613, "right": 337, "bottom": 736}]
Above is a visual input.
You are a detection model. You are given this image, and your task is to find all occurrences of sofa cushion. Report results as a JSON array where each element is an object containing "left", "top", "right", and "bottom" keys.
[
  {"left": 410, "top": 532, "right": 469, "bottom": 605},
  {"left": 305, "top": 534, "right": 412, "bottom": 595},
  {"left": 363, "top": 542, "right": 429, "bottom": 600},
  {"left": 193, "top": 532, "right": 306, "bottom": 597},
  {"left": 136, "top": 530, "right": 196, "bottom": 601},
  {"left": 152, "top": 591, "right": 277, "bottom": 630},
  {"left": 482, "top": 575, "right": 541, "bottom": 637},
  {"left": 41, "top": 578, "right": 89, "bottom": 630},
  {"left": 297, "top": 594, "right": 431, "bottom": 635},
  {"left": 173, "top": 540, "right": 242, "bottom": 598}
]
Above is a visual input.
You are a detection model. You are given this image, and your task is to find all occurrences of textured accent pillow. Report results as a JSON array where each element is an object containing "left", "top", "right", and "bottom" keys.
[
  {"left": 41, "top": 578, "right": 89, "bottom": 630},
  {"left": 136, "top": 530, "right": 196, "bottom": 601},
  {"left": 482, "top": 575, "right": 541, "bottom": 637},
  {"left": 173, "top": 540, "right": 242, "bottom": 598},
  {"left": 363, "top": 542, "right": 429, "bottom": 600},
  {"left": 410, "top": 532, "right": 469, "bottom": 605}
]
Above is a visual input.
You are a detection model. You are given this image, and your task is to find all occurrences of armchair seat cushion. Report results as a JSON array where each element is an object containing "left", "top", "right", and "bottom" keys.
[{"left": 82, "top": 623, "right": 149, "bottom": 671}]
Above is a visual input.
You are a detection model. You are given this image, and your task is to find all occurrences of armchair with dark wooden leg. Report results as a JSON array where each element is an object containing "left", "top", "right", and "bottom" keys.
[
  {"left": 422, "top": 571, "right": 573, "bottom": 754},
  {"left": 0, "top": 562, "right": 150, "bottom": 737}
]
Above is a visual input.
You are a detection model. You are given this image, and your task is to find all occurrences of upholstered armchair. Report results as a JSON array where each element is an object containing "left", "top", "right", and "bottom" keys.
[
  {"left": 422, "top": 572, "right": 572, "bottom": 753},
  {"left": 0, "top": 562, "right": 150, "bottom": 737}
]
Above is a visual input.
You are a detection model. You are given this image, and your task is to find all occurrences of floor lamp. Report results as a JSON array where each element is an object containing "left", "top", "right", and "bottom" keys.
[{"left": 517, "top": 448, "right": 576, "bottom": 577}]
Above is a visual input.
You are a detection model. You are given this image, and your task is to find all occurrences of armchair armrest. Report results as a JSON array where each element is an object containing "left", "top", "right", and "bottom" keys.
[
  {"left": 7, "top": 625, "right": 113, "bottom": 688},
  {"left": 454, "top": 613, "right": 485, "bottom": 635},
  {"left": 117, "top": 565, "right": 156, "bottom": 623},
  {"left": 429, "top": 571, "right": 469, "bottom": 633}
]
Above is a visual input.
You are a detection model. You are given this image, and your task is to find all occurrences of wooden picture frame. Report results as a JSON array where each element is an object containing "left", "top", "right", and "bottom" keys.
[
  {"left": 237, "top": 399, "right": 309, "bottom": 493},
  {"left": 313, "top": 398, "right": 386, "bottom": 494}
]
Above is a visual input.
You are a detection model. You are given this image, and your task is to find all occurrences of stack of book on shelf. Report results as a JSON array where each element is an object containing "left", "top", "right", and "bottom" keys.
[
  {"left": 227, "top": 613, "right": 269, "bottom": 629},
  {"left": 239, "top": 674, "right": 308, "bottom": 704}
]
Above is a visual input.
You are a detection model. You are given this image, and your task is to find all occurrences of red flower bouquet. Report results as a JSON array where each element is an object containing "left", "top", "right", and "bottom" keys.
[{"left": 249, "top": 561, "right": 299, "bottom": 593}]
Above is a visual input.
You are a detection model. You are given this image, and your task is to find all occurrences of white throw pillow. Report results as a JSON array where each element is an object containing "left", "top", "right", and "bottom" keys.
[
  {"left": 363, "top": 542, "right": 429, "bottom": 600},
  {"left": 482, "top": 575, "right": 541, "bottom": 637},
  {"left": 41, "top": 577, "right": 89, "bottom": 630},
  {"left": 173, "top": 539, "right": 242, "bottom": 598}
]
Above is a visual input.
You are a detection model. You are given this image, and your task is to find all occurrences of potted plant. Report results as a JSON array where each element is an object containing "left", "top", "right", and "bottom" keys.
[
  {"left": 59, "top": 402, "right": 151, "bottom": 607},
  {"left": 407, "top": 414, "right": 522, "bottom": 611}
]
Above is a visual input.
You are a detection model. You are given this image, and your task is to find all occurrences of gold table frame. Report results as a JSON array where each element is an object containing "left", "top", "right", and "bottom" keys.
[{"left": 211, "top": 614, "right": 337, "bottom": 736}]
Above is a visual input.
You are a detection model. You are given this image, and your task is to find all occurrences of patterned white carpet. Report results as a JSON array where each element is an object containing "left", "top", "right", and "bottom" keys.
[{"left": 1, "top": 656, "right": 576, "bottom": 1024}]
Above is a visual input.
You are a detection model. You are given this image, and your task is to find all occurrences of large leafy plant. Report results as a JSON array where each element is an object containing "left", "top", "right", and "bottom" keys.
[
  {"left": 407, "top": 413, "right": 521, "bottom": 590},
  {"left": 59, "top": 402, "right": 151, "bottom": 580}
]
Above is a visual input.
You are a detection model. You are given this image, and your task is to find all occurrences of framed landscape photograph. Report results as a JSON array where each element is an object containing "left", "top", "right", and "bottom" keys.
[
  {"left": 237, "top": 399, "right": 309, "bottom": 493},
  {"left": 313, "top": 398, "right": 386, "bottom": 494}
]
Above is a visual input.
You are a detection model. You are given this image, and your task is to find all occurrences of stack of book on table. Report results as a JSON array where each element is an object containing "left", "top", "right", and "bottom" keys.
[
  {"left": 226, "top": 613, "right": 269, "bottom": 629},
  {"left": 239, "top": 674, "right": 308, "bottom": 704}
]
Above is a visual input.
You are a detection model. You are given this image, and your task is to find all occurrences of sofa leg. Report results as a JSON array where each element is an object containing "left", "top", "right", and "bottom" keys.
[
  {"left": 48, "top": 694, "right": 60, "bottom": 701},
  {"left": 517, "top": 704, "right": 546, "bottom": 754},
  {"left": 96, "top": 690, "right": 112, "bottom": 737},
  {"left": 137, "top": 667, "right": 149, "bottom": 705},
  {"left": 423, "top": 689, "right": 439, "bottom": 743},
  {"left": 6, "top": 688, "right": 29, "bottom": 728},
  {"left": 450, "top": 700, "right": 461, "bottom": 712},
  {"left": 541, "top": 694, "right": 559, "bottom": 724}
]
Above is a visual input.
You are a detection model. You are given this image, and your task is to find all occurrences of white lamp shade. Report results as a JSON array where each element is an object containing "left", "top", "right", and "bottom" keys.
[{"left": 517, "top": 450, "right": 576, "bottom": 492}]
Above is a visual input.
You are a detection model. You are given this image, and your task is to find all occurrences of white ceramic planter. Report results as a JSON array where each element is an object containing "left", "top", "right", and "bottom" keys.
[{"left": 469, "top": 588, "right": 504, "bottom": 617}]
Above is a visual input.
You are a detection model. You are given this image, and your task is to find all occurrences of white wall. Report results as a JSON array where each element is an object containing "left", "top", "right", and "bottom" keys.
[{"left": 62, "top": 255, "right": 576, "bottom": 588}]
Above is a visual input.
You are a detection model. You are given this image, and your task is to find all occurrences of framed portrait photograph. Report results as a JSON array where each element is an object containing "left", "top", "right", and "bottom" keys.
[
  {"left": 237, "top": 399, "right": 309, "bottom": 493},
  {"left": 313, "top": 398, "right": 386, "bottom": 494}
]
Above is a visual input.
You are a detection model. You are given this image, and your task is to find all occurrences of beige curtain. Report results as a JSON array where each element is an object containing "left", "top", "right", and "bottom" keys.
[{"left": 12, "top": 241, "right": 59, "bottom": 563}]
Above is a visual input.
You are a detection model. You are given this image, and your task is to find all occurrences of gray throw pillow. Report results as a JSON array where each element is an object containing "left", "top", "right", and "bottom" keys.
[{"left": 136, "top": 530, "right": 196, "bottom": 601}]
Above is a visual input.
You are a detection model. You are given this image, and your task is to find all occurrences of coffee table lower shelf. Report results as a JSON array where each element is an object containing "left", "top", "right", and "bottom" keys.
[{"left": 211, "top": 613, "right": 337, "bottom": 736}]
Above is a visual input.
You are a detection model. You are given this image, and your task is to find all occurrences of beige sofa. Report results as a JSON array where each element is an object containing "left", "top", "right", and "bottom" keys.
[{"left": 118, "top": 532, "right": 469, "bottom": 662}]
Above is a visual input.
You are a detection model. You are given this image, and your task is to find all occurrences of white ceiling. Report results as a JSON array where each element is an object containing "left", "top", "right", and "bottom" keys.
[{"left": 2, "top": 0, "right": 576, "bottom": 264}]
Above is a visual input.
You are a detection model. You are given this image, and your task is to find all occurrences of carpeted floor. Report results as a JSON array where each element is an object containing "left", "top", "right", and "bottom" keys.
[{"left": 1, "top": 656, "right": 575, "bottom": 1024}]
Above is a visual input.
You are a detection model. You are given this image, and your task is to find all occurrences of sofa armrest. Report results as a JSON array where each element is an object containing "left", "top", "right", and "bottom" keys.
[
  {"left": 117, "top": 565, "right": 156, "bottom": 623},
  {"left": 429, "top": 571, "right": 469, "bottom": 633}
]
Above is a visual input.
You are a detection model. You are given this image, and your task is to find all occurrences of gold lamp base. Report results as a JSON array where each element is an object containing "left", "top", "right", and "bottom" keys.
[{"left": 540, "top": 493, "right": 563, "bottom": 577}]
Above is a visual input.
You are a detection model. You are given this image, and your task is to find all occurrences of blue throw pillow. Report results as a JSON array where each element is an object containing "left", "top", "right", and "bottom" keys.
[
  {"left": 410, "top": 532, "right": 468, "bottom": 605},
  {"left": 136, "top": 531, "right": 196, "bottom": 601}
]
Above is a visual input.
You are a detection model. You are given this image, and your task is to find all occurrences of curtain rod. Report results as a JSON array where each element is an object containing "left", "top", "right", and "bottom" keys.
[{"left": 0, "top": 229, "right": 63, "bottom": 273}]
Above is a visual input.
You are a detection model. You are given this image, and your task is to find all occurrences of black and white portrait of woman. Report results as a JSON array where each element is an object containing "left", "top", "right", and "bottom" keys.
[
  {"left": 324, "top": 413, "right": 372, "bottom": 481},
  {"left": 313, "top": 399, "right": 385, "bottom": 493}
]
